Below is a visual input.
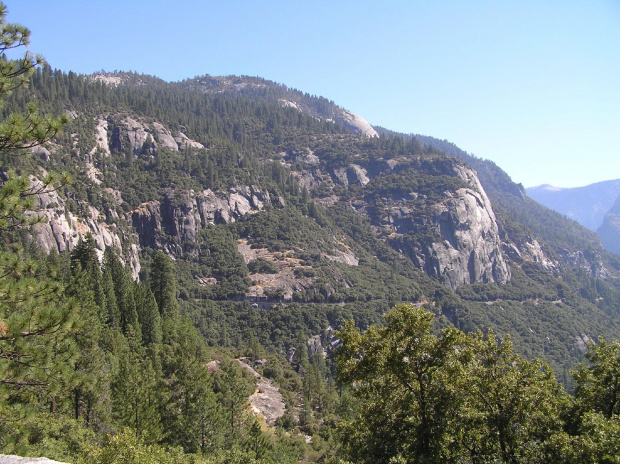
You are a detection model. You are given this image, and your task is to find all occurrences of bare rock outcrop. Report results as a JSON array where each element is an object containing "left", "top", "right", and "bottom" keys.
[
  {"left": 332, "top": 164, "right": 370, "bottom": 187},
  {"left": 108, "top": 117, "right": 203, "bottom": 155},
  {"left": 305, "top": 327, "right": 341, "bottom": 359},
  {"left": 174, "top": 131, "right": 204, "bottom": 150},
  {"left": 378, "top": 163, "right": 510, "bottom": 289},
  {"left": 0, "top": 456, "right": 67, "bottom": 464},
  {"left": 337, "top": 109, "right": 378, "bottom": 137},
  {"left": 424, "top": 186, "right": 510, "bottom": 288},
  {"left": 129, "top": 186, "right": 271, "bottom": 248},
  {"left": 29, "top": 175, "right": 140, "bottom": 279},
  {"left": 110, "top": 117, "right": 150, "bottom": 154},
  {"left": 324, "top": 246, "right": 359, "bottom": 266},
  {"left": 95, "top": 118, "right": 110, "bottom": 155},
  {"left": 250, "top": 379, "right": 286, "bottom": 425},
  {"left": 238, "top": 360, "right": 285, "bottom": 425}
]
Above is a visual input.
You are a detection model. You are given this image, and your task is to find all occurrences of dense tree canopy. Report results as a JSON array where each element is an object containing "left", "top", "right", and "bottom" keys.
[{"left": 335, "top": 304, "right": 620, "bottom": 464}]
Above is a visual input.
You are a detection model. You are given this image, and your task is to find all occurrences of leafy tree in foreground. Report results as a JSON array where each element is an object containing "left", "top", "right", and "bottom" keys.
[
  {"left": 574, "top": 338, "right": 620, "bottom": 419},
  {"left": 336, "top": 304, "right": 471, "bottom": 463},
  {"left": 335, "top": 304, "right": 568, "bottom": 464},
  {"left": 544, "top": 339, "right": 620, "bottom": 464},
  {"left": 463, "top": 330, "right": 566, "bottom": 463}
]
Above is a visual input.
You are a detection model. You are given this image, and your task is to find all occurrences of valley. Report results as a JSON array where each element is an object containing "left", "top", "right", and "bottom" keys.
[{"left": 2, "top": 8, "right": 620, "bottom": 462}]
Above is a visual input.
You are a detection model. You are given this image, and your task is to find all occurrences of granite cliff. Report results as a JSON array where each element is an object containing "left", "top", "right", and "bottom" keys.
[{"left": 27, "top": 108, "right": 515, "bottom": 292}]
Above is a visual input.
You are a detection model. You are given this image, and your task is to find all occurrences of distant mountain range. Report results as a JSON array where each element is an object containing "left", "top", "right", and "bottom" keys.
[{"left": 526, "top": 180, "right": 620, "bottom": 254}]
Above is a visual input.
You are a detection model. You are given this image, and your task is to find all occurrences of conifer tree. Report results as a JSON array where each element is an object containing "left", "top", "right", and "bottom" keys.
[
  {"left": 135, "top": 282, "right": 162, "bottom": 347},
  {"left": 112, "top": 326, "right": 162, "bottom": 443},
  {"left": 0, "top": 1, "right": 71, "bottom": 429},
  {"left": 165, "top": 340, "right": 224, "bottom": 454},
  {"left": 102, "top": 249, "right": 120, "bottom": 328},
  {"left": 106, "top": 250, "right": 138, "bottom": 334},
  {"left": 149, "top": 251, "right": 179, "bottom": 322}
]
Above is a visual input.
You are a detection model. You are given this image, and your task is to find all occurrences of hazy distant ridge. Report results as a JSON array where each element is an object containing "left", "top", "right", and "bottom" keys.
[{"left": 526, "top": 179, "right": 620, "bottom": 231}]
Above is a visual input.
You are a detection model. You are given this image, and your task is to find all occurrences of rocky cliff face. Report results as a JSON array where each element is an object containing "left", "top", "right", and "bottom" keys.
[
  {"left": 339, "top": 159, "right": 511, "bottom": 289},
  {"left": 108, "top": 117, "right": 204, "bottom": 155},
  {"left": 128, "top": 186, "right": 271, "bottom": 249},
  {"left": 23, "top": 113, "right": 276, "bottom": 282},
  {"left": 24, "top": 108, "right": 517, "bottom": 291},
  {"left": 288, "top": 152, "right": 511, "bottom": 288},
  {"left": 28, "top": 173, "right": 141, "bottom": 279},
  {"left": 404, "top": 165, "right": 510, "bottom": 288},
  {"left": 20, "top": 112, "right": 214, "bottom": 279},
  {"left": 423, "top": 185, "right": 510, "bottom": 288}
]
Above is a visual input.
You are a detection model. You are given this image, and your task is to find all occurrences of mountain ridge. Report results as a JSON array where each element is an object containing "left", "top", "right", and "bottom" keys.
[
  {"left": 526, "top": 178, "right": 620, "bottom": 232},
  {"left": 6, "top": 66, "right": 620, "bottom": 376}
]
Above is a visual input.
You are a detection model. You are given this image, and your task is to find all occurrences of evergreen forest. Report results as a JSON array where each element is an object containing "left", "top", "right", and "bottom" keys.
[{"left": 2, "top": 4, "right": 620, "bottom": 463}]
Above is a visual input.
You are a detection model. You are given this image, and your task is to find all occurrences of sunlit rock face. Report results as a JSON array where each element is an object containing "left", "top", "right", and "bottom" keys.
[
  {"left": 28, "top": 175, "right": 140, "bottom": 280},
  {"left": 424, "top": 184, "right": 510, "bottom": 288},
  {"left": 376, "top": 163, "right": 510, "bottom": 289}
]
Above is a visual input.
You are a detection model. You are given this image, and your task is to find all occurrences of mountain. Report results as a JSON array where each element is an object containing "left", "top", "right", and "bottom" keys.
[
  {"left": 5, "top": 68, "right": 620, "bottom": 378},
  {"left": 526, "top": 180, "right": 620, "bottom": 231},
  {"left": 6, "top": 66, "right": 620, "bottom": 463},
  {"left": 598, "top": 195, "right": 620, "bottom": 255},
  {"left": 176, "top": 74, "right": 379, "bottom": 137}
]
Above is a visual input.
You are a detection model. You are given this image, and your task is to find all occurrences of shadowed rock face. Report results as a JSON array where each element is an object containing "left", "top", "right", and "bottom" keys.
[
  {"left": 108, "top": 116, "right": 204, "bottom": 155},
  {"left": 128, "top": 186, "right": 271, "bottom": 248}
]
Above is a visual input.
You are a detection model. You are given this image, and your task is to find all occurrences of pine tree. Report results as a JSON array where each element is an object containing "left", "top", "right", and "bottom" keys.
[
  {"left": 112, "top": 326, "right": 162, "bottom": 443},
  {"left": 165, "top": 340, "right": 224, "bottom": 454},
  {"left": 149, "top": 252, "right": 180, "bottom": 345},
  {"left": 105, "top": 250, "right": 138, "bottom": 334},
  {"left": 0, "top": 2, "right": 72, "bottom": 430},
  {"left": 102, "top": 249, "right": 120, "bottom": 328},
  {"left": 149, "top": 251, "right": 179, "bottom": 322},
  {"left": 134, "top": 282, "right": 162, "bottom": 346}
]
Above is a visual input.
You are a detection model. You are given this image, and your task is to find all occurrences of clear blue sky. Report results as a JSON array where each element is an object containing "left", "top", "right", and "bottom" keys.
[{"left": 8, "top": 0, "right": 620, "bottom": 188}]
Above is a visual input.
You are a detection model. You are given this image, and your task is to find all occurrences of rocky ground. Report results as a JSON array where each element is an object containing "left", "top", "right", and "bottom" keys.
[
  {"left": 238, "top": 359, "right": 286, "bottom": 425},
  {"left": 0, "top": 456, "right": 66, "bottom": 464}
]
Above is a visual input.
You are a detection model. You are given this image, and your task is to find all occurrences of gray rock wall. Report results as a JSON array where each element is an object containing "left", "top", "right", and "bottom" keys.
[
  {"left": 376, "top": 163, "right": 511, "bottom": 288},
  {"left": 128, "top": 186, "right": 271, "bottom": 248},
  {"left": 29, "top": 175, "right": 140, "bottom": 279}
]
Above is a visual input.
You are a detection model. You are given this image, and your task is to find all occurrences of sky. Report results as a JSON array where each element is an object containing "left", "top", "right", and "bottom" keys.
[{"left": 7, "top": 0, "right": 620, "bottom": 188}]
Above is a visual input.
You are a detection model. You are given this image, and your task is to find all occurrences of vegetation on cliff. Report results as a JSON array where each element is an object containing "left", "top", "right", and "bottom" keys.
[{"left": 2, "top": 3, "right": 620, "bottom": 463}]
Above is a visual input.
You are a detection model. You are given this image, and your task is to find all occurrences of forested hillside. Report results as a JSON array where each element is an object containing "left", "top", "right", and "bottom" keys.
[{"left": 2, "top": 4, "right": 620, "bottom": 462}]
